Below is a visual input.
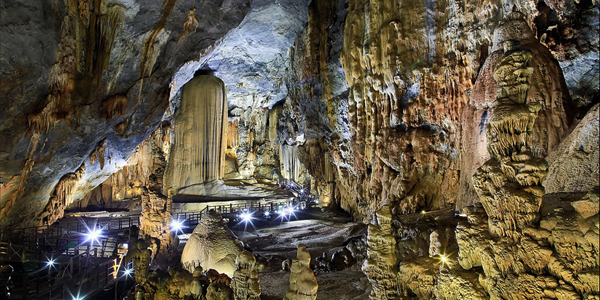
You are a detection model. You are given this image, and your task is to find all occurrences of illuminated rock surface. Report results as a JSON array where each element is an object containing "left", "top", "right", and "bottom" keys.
[
  {"left": 231, "top": 251, "right": 261, "bottom": 300},
  {"left": 284, "top": 244, "right": 319, "bottom": 300},
  {"left": 181, "top": 210, "right": 245, "bottom": 277},
  {"left": 163, "top": 75, "right": 228, "bottom": 195},
  {"left": 0, "top": 0, "right": 598, "bottom": 299}
]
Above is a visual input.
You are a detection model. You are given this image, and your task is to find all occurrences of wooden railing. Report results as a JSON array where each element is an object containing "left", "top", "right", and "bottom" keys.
[{"left": 5, "top": 248, "right": 118, "bottom": 300}]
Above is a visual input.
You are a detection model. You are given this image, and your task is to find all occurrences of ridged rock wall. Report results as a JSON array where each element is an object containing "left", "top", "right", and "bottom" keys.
[{"left": 284, "top": 0, "right": 598, "bottom": 220}]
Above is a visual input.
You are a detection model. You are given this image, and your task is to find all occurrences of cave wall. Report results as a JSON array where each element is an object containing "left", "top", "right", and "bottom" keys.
[
  {"left": 281, "top": 0, "right": 597, "bottom": 221},
  {"left": 0, "top": 0, "right": 253, "bottom": 228}
]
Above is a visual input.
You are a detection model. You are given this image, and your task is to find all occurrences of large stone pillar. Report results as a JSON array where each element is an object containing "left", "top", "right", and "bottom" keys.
[{"left": 164, "top": 75, "right": 228, "bottom": 194}]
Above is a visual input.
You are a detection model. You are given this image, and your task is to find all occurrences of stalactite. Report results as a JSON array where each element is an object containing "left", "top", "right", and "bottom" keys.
[
  {"left": 280, "top": 144, "right": 301, "bottom": 182},
  {"left": 228, "top": 120, "right": 240, "bottom": 149},
  {"left": 89, "top": 139, "right": 107, "bottom": 170},
  {"left": 164, "top": 75, "right": 228, "bottom": 195},
  {"left": 94, "top": 5, "right": 124, "bottom": 85},
  {"left": 178, "top": 8, "right": 199, "bottom": 43},
  {"left": 101, "top": 94, "right": 128, "bottom": 120},
  {"left": 38, "top": 164, "right": 86, "bottom": 226},
  {"left": 268, "top": 106, "right": 282, "bottom": 143}
]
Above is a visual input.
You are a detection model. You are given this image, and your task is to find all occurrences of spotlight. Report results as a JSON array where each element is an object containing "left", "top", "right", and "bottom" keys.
[
  {"left": 286, "top": 207, "right": 294, "bottom": 215},
  {"left": 421, "top": 210, "right": 426, "bottom": 214},
  {"left": 300, "top": 189, "right": 305, "bottom": 193},
  {"left": 440, "top": 254, "right": 448, "bottom": 264},
  {"left": 170, "top": 219, "right": 184, "bottom": 233},
  {"left": 73, "top": 296, "right": 84, "bottom": 300},
  {"left": 46, "top": 258, "right": 56, "bottom": 268},
  {"left": 84, "top": 228, "right": 102, "bottom": 244},
  {"left": 124, "top": 268, "right": 133, "bottom": 276},
  {"left": 264, "top": 211, "right": 270, "bottom": 217},
  {"left": 240, "top": 212, "right": 253, "bottom": 223}
]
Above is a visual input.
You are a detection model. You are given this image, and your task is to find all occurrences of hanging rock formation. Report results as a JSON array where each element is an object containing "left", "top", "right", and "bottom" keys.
[
  {"left": 231, "top": 250, "right": 261, "bottom": 300},
  {"left": 284, "top": 244, "right": 318, "bottom": 300},
  {"left": 181, "top": 210, "right": 245, "bottom": 277},
  {"left": 164, "top": 75, "right": 228, "bottom": 196}
]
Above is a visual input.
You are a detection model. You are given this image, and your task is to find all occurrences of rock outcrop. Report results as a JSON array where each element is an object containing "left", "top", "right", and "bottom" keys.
[
  {"left": 231, "top": 251, "right": 261, "bottom": 300},
  {"left": 284, "top": 244, "right": 318, "bottom": 300},
  {"left": 181, "top": 210, "right": 244, "bottom": 277},
  {"left": 545, "top": 103, "right": 599, "bottom": 194}
]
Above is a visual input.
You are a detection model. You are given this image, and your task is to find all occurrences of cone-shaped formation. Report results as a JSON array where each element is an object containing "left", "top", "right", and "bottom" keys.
[
  {"left": 284, "top": 244, "right": 318, "bottom": 300},
  {"left": 231, "top": 250, "right": 261, "bottom": 300},
  {"left": 181, "top": 210, "right": 244, "bottom": 277},
  {"left": 164, "top": 75, "right": 228, "bottom": 195}
]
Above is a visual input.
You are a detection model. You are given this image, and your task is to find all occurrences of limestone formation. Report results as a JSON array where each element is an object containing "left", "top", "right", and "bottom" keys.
[
  {"left": 123, "top": 226, "right": 152, "bottom": 285},
  {"left": 0, "top": 0, "right": 251, "bottom": 229},
  {"left": 181, "top": 210, "right": 244, "bottom": 277},
  {"left": 78, "top": 122, "right": 171, "bottom": 208},
  {"left": 545, "top": 103, "right": 600, "bottom": 194},
  {"left": 164, "top": 75, "right": 228, "bottom": 196},
  {"left": 284, "top": 244, "right": 318, "bottom": 300},
  {"left": 362, "top": 206, "right": 398, "bottom": 300},
  {"left": 472, "top": 29, "right": 549, "bottom": 239},
  {"left": 459, "top": 10, "right": 571, "bottom": 209},
  {"left": 139, "top": 190, "right": 175, "bottom": 269},
  {"left": 231, "top": 251, "right": 261, "bottom": 300}
]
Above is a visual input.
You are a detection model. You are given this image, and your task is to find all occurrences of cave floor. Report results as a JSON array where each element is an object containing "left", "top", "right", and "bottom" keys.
[{"left": 230, "top": 209, "right": 371, "bottom": 300}]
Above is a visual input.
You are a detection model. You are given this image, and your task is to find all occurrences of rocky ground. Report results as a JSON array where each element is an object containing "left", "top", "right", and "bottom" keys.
[{"left": 230, "top": 208, "right": 371, "bottom": 300}]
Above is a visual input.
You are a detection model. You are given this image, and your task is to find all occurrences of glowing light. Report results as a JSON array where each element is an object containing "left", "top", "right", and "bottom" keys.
[
  {"left": 440, "top": 254, "right": 448, "bottom": 264},
  {"left": 124, "top": 268, "right": 133, "bottom": 276},
  {"left": 170, "top": 219, "right": 184, "bottom": 233},
  {"left": 421, "top": 210, "right": 426, "bottom": 214},
  {"left": 73, "top": 296, "right": 84, "bottom": 300},
  {"left": 278, "top": 206, "right": 296, "bottom": 221},
  {"left": 84, "top": 228, "right": 102, "bottom": 244},
  {"left": 240, "top": 212, "right": 253, "bottom": 223},
  {"left": 46, "top": 258, "right": 56, "bottom": 268},
  {"left": 264, "top": 211, "right": 270, "bottom": 217},
  {"left": 123, "top": 243, "right": 128, "bottom": 249},
  {"left": 300, "top": 189, "right": 304, "bottom": 193}
]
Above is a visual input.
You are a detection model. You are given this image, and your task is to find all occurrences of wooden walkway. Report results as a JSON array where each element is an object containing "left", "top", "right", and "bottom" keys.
[{"left": 0, "top": 181, "right": 315, "bottom": 298}]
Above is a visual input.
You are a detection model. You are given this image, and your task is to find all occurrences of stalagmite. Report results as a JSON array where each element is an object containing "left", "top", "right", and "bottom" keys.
[
  {"left": 362, "top": 206, "right": 398, "bottom": 299},
  {"left": 284, "top": 244, "right": 318, "bottom": 300},
  {"left": 181, "top": 210, "right": 244, "bottom": 277},
  {"left": 472, "top": 26, "right": 548, "bottom": 239},
  {"left": 231, "top": 250, "right": 261, "bottom": 300},
  {"left": 164, "top": 74, "right": 228, "bottom": 195}
]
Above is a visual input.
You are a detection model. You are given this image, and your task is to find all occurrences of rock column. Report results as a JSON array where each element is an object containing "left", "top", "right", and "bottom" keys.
[
  {"left": 472, "top": 36, "right": 548, "bottom": 240},
  {"left": 284, "top": 244, "right": 318, "bottom": 300},
  {"left": 164, "top": 75, "right": 228, "bottom": 194}
]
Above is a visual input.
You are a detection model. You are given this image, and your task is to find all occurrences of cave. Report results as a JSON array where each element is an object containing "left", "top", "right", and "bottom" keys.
[{"left": 0, "top": 0, "right": 598, "bottom": 299}]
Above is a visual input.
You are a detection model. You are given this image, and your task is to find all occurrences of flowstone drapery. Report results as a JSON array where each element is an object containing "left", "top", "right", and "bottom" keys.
[{"left": 164, "top": 75, "right": 228, "bottom": 195}]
